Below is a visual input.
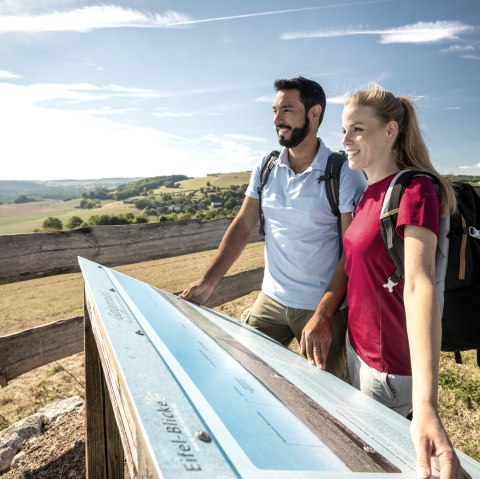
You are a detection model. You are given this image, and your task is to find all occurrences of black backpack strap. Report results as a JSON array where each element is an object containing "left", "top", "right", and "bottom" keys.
[
  {"left": 257, "top": 150, "right": 279, "bottom": 238},
  {"left": 380, "top": 170, "right": 439, "bottom": 292},
  {"left": 318, "top": 152, "right": 347, "bottom": 257}
]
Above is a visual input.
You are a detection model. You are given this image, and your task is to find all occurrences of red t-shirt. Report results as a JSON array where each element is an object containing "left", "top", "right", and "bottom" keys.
[{"left": 344, "top": 174, "right": 440, "bottom": 375}]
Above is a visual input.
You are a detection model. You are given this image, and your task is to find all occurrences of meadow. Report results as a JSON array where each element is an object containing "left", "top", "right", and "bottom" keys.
[{"left": 0, "top": 171, "right": 252, "bottom": 235}]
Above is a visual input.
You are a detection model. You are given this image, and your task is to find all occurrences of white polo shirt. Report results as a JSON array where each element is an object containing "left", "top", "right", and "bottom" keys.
[{"left": 246, "top": 140, "right": 367, "bottom": 310}]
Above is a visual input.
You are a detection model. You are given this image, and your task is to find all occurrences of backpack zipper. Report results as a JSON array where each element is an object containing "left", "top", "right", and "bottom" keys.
[{"left": 459, "top": 215, "right": 467, "bottom": 281}]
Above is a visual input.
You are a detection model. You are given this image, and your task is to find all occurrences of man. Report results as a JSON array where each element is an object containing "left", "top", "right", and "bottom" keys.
[{"left": 181, "top": 77, "right": 366, "bottom": 378}]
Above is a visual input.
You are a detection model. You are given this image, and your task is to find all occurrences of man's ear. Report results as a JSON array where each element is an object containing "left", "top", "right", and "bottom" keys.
[{"left": 310, "top": 104, "right": 322, "bottom": 122}]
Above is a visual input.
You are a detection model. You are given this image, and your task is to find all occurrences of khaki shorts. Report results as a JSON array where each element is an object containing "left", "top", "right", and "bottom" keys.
[
  {"left": 243, "top": 291, "right": 347, "bottom": 379},
  {"left": 346, "top": 333, "right": 412, "bottom": 417}
]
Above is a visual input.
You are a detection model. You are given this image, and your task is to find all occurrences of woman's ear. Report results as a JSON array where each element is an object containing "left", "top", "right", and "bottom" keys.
[{"left": 386, "top": 120, "right": 399, "bottom": 143}]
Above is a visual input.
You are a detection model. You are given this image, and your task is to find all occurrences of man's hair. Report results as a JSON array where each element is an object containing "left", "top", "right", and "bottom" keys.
[{"left": 274, "top": 76, "right": 326, "bottom": 125}]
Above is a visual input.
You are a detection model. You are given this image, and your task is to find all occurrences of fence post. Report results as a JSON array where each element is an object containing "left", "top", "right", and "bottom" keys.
[{"left": 84, "top": 293, "right": 125, "bottom": 478}]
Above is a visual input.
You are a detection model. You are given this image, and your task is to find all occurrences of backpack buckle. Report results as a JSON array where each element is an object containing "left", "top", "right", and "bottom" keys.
[
  {"left": 468, "top": 226, "right": 480, "bottom": 239},
  {"left": 383, "top": 277, "right": 398, "bottom": 293}
]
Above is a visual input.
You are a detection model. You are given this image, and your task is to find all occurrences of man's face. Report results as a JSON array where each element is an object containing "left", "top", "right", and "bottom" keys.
[{"left": 272, "top": 89, "right": 310, "bottom": 148}]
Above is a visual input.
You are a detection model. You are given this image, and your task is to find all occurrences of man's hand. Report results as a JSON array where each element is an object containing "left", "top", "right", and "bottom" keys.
[
  {"left": 300, "top": 311, "right": 333, "bottom": 369},
  {"left": 180, "top": 279, "right": 215, "bottom": 305},
  {"left": 411, "top": 407, "right": 471, "bottom": 479}
]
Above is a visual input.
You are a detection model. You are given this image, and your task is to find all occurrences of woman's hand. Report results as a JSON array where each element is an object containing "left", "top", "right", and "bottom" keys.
[{"left": 411, "top": 406, "right": 471, "bottom": 479}]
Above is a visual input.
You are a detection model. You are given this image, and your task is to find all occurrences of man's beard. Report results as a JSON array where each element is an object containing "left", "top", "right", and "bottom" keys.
[{"left": 277, "top": 114, "right": 310, "bottom": 148}]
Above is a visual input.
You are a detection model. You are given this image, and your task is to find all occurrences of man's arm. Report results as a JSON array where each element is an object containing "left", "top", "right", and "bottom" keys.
[
  {"left": 180, "top": 196, "right": 260, "bottom": 304},
  {"left": 300, "top": 212, "right": 352, "bottom": 368}
]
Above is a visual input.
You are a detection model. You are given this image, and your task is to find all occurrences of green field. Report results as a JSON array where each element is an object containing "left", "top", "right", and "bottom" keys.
[
  {"left": 0, "top": 171, "right": 251, "bottom": 235},
  {"left": 0, "top": 198, "right": 145, "bottom": 235},
  {"left": 153, "top": 171, "right": 251, "bottom": 194}
]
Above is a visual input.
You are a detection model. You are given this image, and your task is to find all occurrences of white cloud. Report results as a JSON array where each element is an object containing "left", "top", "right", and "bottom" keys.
[
  {"left": 225, "top": 133, "right": 266, "bottom": 143},
  {"left": 10, "top": 82, "right": 160, "bottom": 105},
  {"left": 282, "top": 21, "right": 474, "bottom": 45},
  {"left": 0, "top": 81, "right": 263, "bottom": 180},
  {"left": 165, "top": 2, "right": 392, "bottom": 27},
  {"left": 0, "top": 6, "right": 191, "bottom": 34},
  {"left": 153, "top": 111, "right": 193, "bottom": 117},
  {"left": 255, "top": 95, "right": 273, "bottom": 103},
  {"left": 0, "top": 2, "right": 394, "bottom": 34},
  {"left": 379, "top": 21, "right": 473, "bottom": 44},
  {"left": 442, "top": 44, "right": 475, "bottom": 53},
  {"left": 327, "top": 95, "right": 346, "bottom": 105},
  {"left": 456, "top": 164, "right": 480, "bottom": 175},
  {"left": 0, "top": 70, "right": 22, "bottom": 79},
  {"left": 462, "top": 54, "right": 480, "bottom": 60},
  {"left": 443, "top": 106, "right": 461, "bottom": 111},
  {"left": 0, "top": 0, "right": 78, "bottom": 15},
  {"left": 198, "top": 134, "right": 260, "bottom": 168}
]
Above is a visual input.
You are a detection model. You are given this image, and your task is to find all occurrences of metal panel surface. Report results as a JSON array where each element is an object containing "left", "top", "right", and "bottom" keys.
[{"left": 79, "top": 257, "right": 480, "bottom": 479}]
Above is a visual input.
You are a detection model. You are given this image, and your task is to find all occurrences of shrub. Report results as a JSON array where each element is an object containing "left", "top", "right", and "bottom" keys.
[
  {"left": 66, "top": 216, "right": 83, "bottom": 229},
  {"left": 42, "top": 217, "right": 63, "bottom": 231}
]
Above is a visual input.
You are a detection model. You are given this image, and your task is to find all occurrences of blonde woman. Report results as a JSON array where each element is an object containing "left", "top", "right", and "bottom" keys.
[{"left": 341, "top": 87, "right": 468, "bottom": 479}]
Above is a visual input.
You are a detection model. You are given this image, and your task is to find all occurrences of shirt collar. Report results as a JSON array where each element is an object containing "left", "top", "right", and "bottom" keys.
[{"left": 277, "top": 138, "right": 331, "bottom": 172}]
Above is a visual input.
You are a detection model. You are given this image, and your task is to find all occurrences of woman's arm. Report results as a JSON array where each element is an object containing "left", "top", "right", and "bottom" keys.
[{"left": 403, "top": 225, "right": 467, "bottom": 479}]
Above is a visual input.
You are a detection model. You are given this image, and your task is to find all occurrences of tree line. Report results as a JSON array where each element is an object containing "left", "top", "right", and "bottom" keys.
[{"left": 40, "top": 183, "right": 248, "bottom": 231}]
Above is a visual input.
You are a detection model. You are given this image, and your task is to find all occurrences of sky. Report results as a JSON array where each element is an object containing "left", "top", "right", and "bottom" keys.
[{"left": 0, "top": 0, "right": 479, "bottom": 181}]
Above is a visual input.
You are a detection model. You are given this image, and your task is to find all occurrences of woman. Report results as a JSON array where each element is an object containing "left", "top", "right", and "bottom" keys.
[{"left": 341, "top": 86, "right": 469, "bottom": 479}]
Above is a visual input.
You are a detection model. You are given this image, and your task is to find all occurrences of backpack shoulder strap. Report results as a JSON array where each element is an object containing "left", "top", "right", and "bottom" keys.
[
  {"left": 318, "top": 151, "right": 347, "bottom": 257},
  {"left": 323, "top": 152, "right": 347, "bottom": 217},
  {"left": 380, "top": 170, "right": 439, "bottom": 292},
  {"left": 257, "top": 150, "right": 280, "bottom": 238}
]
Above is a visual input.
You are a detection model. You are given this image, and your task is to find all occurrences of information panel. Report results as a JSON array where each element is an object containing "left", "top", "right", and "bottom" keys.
[{"left": 79, "top": 257, "right": 480, "bottom": 479}]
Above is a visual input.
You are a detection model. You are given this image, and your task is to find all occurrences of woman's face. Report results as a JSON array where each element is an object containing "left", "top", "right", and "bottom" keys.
[{"left": 341, "top": 104, "right": 394, "bottom": 172}]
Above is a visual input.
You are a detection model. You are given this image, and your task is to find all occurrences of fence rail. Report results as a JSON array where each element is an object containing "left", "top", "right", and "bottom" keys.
[
  {"left": 0, "top": 267, "right": 263, "bottom": 386},
  {"left": 0, "top": 218, "right": 262, "bottom": 285}
]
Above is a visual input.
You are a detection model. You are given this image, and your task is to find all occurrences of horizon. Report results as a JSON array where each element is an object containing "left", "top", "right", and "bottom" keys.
[{"left": 1, "top": 0, "right": 479, "bottom": 181}]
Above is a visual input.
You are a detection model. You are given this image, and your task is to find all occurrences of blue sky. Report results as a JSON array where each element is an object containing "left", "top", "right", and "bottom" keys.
[{"left": 0, "top": 0, "right": 479, "bottom": 180}]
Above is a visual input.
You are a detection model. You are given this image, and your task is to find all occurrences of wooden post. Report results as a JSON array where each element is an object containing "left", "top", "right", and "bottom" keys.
[{"left": 84, "top": 294, "right": 125, "bottom": 479}]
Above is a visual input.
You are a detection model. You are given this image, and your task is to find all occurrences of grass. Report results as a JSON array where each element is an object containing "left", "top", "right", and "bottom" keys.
[
  {"left": 0, "top": 243, "right": 479, "bottom": 462},
  {"left": 0, "top": 198, "right": 145, "bottom": 235},
  {"left": 0, "top": 242, "right": 265, "bottom": 336}
]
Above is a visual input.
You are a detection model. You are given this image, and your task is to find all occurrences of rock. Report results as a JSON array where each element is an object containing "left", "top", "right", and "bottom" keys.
[
  {"left": 0, "top": 395, "right": 85, "bottom": 473},
  {"left": 0, "top": 413, "right": 44, "bottom": 473},
  {"left": 40, "top": 395, "right": 84, "bottom": 423}
]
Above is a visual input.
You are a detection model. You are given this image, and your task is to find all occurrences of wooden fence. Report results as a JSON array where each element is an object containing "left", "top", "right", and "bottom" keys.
[
  {"left": 0, "top": 218, "right": 264, "bottom": 386},
  {"left": 0, "top": 218, "right": 263, "bottom": 285}
]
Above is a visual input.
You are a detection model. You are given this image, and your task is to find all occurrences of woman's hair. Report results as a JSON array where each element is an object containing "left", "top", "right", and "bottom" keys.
[{"left": 345, "top": 86, "right": 456, "bottom": 214}]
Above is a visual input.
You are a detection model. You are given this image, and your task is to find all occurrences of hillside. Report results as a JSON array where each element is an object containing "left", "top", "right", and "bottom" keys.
[
  {"left": 0, "top": 178, "right": 144, "bottom": 204},
  {"left": 1, "top": 171, "right": 477, "bottom": 237},
  {"left": 0, "top": 171, "right": 252, "bottom": 235}
]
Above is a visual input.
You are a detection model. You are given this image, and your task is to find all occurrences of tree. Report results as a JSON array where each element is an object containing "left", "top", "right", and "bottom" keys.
[
  {"left": 66, "top": 216, "right": 83, "bottom": 229},
  {"left": 43, "top": 217, "right": 63, "bottom": 231},
  {"left": 224, "top": 198, "right": 238, "bottom": 210},
  {"left": 13, "top": 195, "right": 37, "bottom": 204}
]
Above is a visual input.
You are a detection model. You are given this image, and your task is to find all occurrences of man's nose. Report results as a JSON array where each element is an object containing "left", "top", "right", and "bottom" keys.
[{"left": 273, "top": 111, "right": 283, "bottom": 125}]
